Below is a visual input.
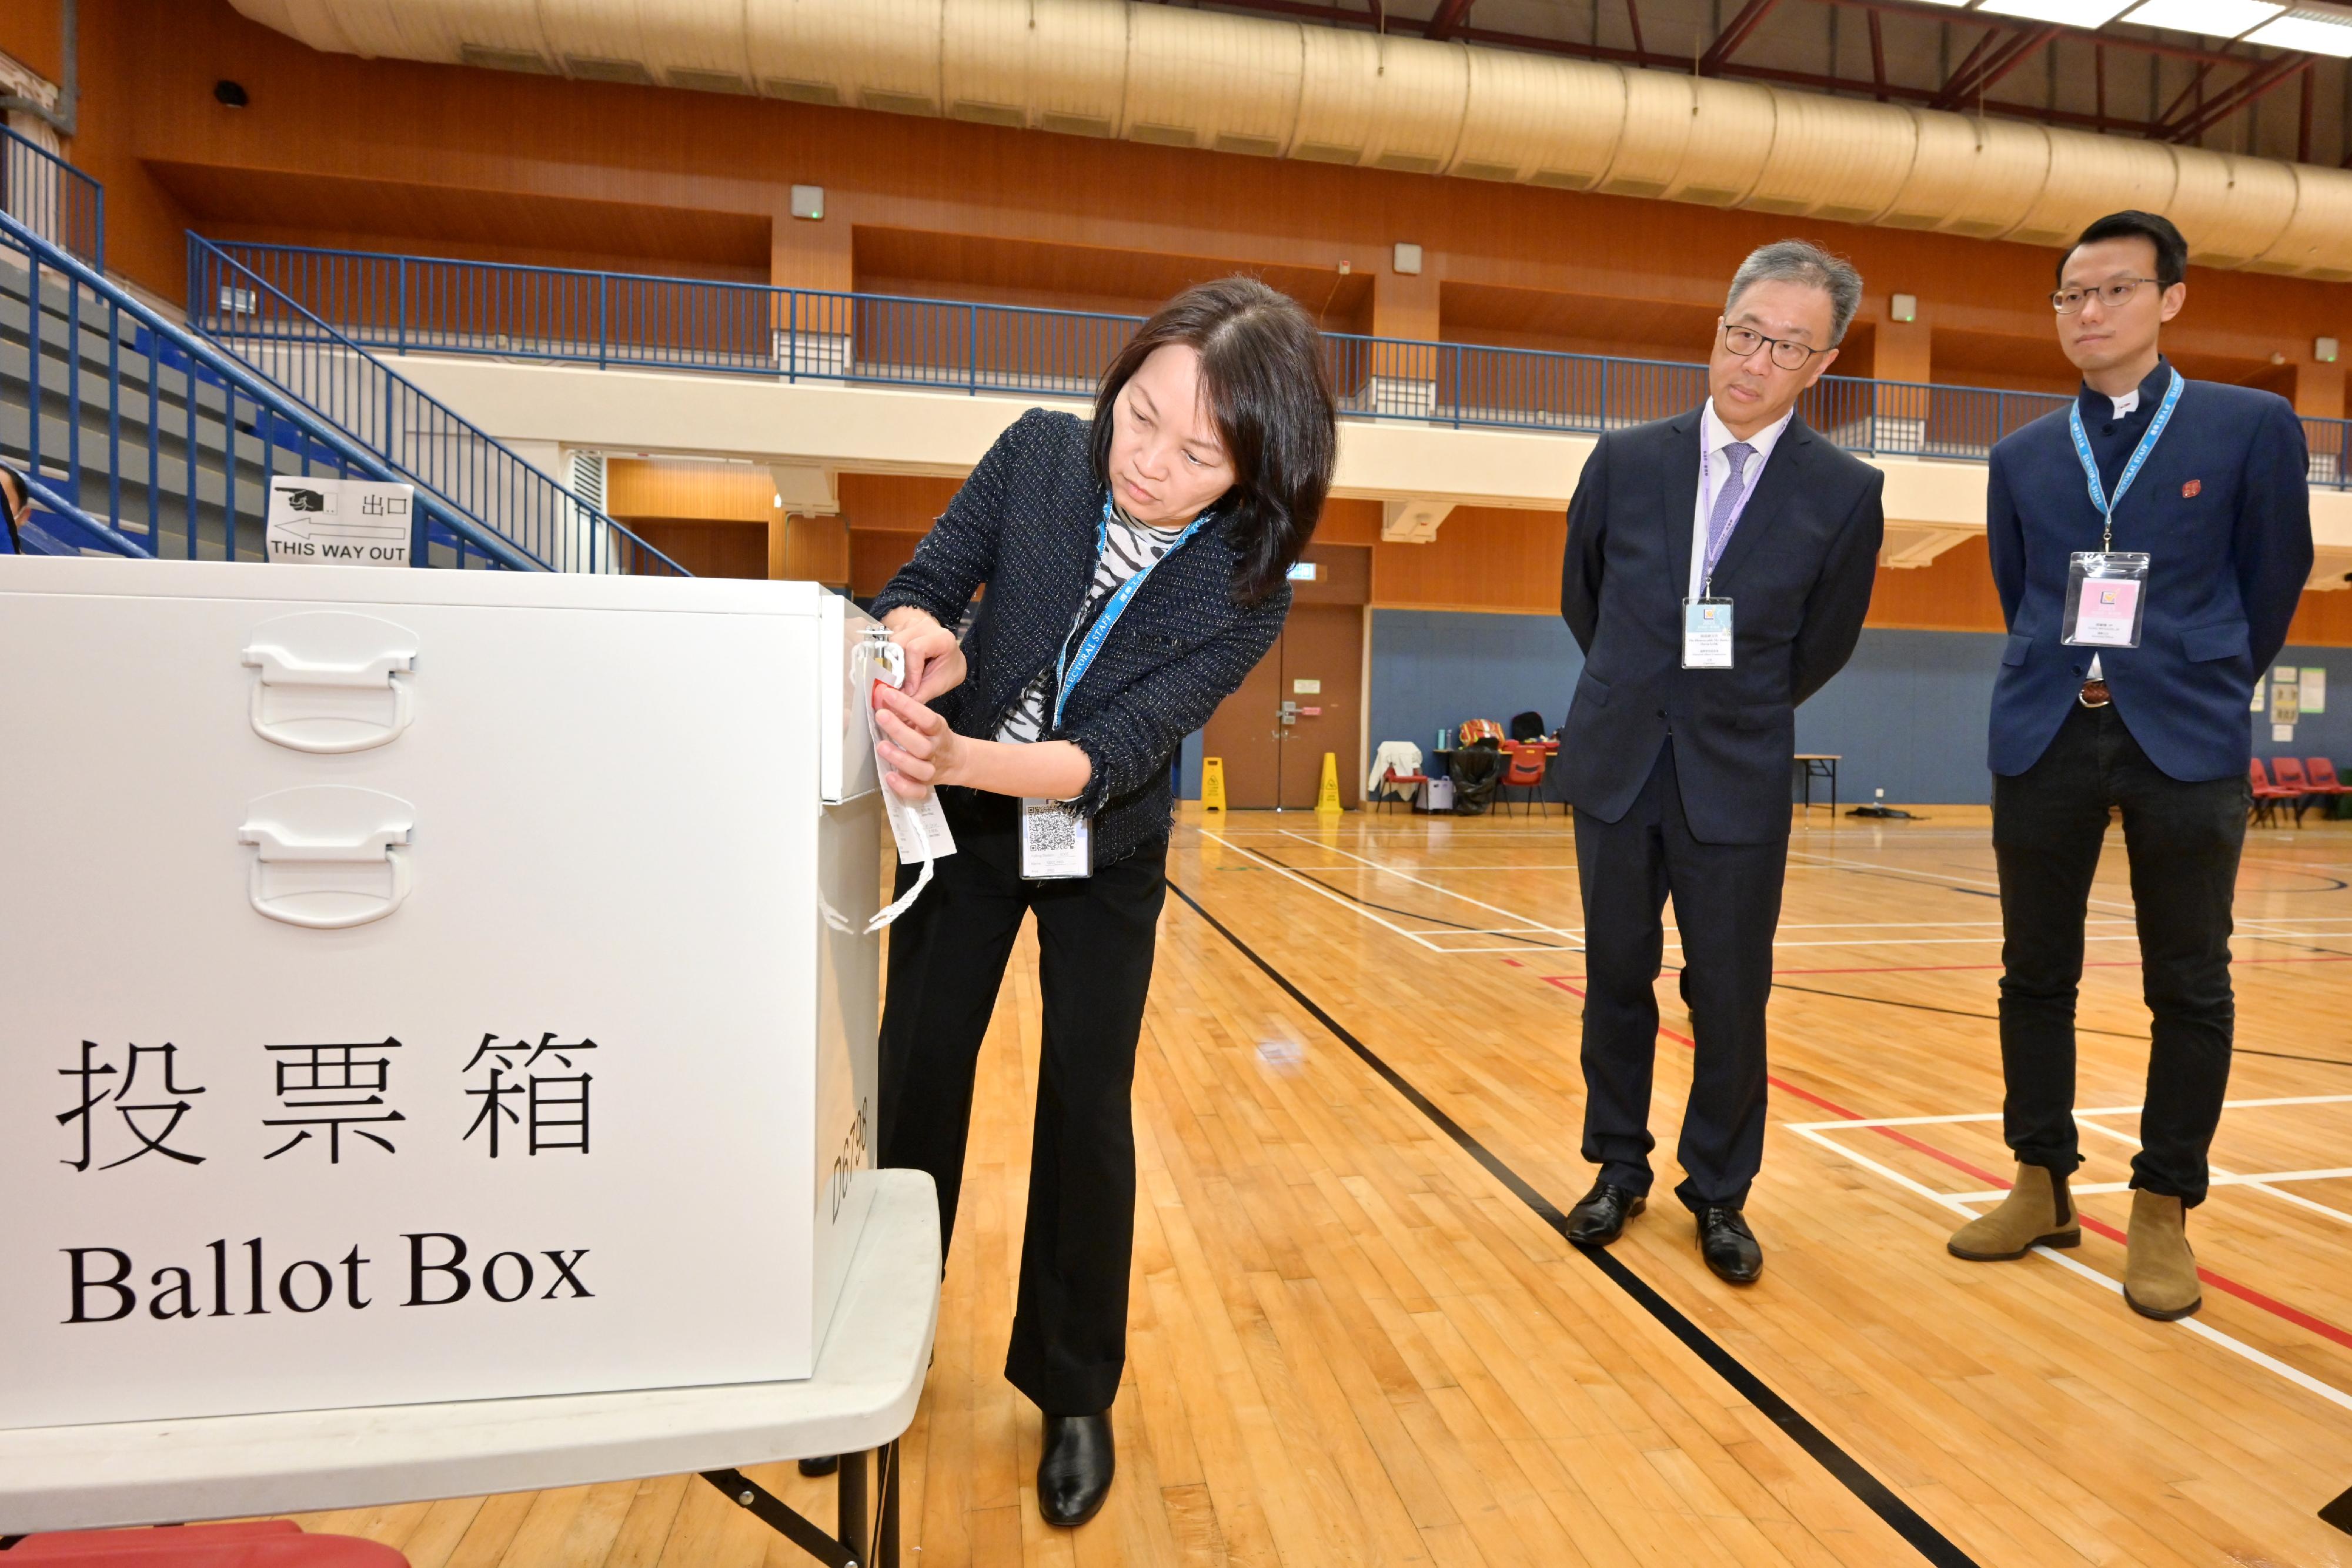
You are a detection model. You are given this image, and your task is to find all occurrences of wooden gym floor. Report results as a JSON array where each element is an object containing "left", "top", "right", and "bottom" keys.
[{"left": 282, "top": 803, "right": 2352, "bottom": 1568}]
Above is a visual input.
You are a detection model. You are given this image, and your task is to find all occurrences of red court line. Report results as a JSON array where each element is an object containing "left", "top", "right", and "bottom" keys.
[{"left": 1536, "top": 973, "right": 2352, "bottom": 1355}]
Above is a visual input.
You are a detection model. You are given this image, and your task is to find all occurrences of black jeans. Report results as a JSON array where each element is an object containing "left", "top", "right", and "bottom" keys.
[
  {"left": 1993, "top": 701, "right": 2249, "bottom": 1206},
  {"left": 1574, "top": 741, "right": 1789, "bottom": 1211},
  {"left": 878, "top": 788, "right": 1168, "bottom": 1416}
]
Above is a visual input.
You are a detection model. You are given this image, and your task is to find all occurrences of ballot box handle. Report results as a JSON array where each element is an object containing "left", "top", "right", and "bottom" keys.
[
  {"left": 241, "top": 613, "right": 419, "bottom": 754},
  {"left": 237, "top": 787, "right": 417, "bottom": 930}
]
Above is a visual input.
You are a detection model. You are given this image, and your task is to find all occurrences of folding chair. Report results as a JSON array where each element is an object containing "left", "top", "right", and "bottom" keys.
[
  {"left": 1497, "top": 744, "right": 1552, "bottom": 818},
  {"left": 1374, "top": 764, "right": 1427, "bottom": 813}
]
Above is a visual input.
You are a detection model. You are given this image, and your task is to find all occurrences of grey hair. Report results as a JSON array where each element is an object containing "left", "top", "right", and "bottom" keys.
[{"left": 1726, "top": 239, "right": 1864, "bottom": 346}]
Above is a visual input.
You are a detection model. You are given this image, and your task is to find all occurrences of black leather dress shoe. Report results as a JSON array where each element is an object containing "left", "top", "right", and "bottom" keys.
[
  {"left": 1038, "top": 1410, "right": 1115, "bottom": 1527},
  {"left": 1566, "top": 1181, "right": 1646, "bottom": 1246},
  {"left": 1696, "top": 1205, "right": 1763, "bottom": 1284}
]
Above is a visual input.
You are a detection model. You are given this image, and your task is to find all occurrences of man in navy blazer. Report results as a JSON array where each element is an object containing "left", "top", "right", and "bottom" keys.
[
  {"left": 1948, "top": 211, "right": 2312, "bottom": 1322},
  {"left": 1558, "top": 240, "right": 1884, "bottom": 1283}
]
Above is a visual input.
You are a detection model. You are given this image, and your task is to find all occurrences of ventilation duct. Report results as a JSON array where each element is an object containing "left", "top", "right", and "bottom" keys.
[{"left": 229, "top": 0, "right": 2352, "bottom": 279}]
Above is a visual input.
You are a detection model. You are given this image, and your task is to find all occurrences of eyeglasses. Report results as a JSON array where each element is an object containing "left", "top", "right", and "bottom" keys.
[
  {"left": 1720, "top": 323, "right": 1827, "bottom": 372},
  {"left": 2052, "top": 277, "right": 2156, "bottom": 315}
]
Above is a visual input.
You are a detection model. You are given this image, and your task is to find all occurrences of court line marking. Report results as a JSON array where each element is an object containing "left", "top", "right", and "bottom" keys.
[
  {"left": 1277, "top": 831, "right": 1585, "bottom": 940},
  {"left": 1536, "top": 974, "right": 2352, "bottom": 1406},
  {"left": 2070, "top": 1120, "right": 2352, "bottom": 1231},
  {"left": 1784, "top": 1124, "right": 2352, "bottom": 1419},
  {"left": 1199, "top": 829, "right": 1444, "bottom": 951},
  {"left": 1168, "top": 881, "right": 1986, "bottom": 1568},
  {"left": 1786, "top": 1094, "right": 2352, "bottom": 1130},
  {"left": 1947, "top": 1169, "right": 2352, "bottom": 1202}
]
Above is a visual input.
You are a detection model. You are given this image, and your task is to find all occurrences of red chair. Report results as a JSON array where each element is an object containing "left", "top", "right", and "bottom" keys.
[
  {"left": 2271, "top": 755, "right": 2317, "bottom": 826},
  {"left": 1497, "top": 744, "right": 1552, "bottom": 818},
  {"left": 11, "top": 1523, "right": 406, "bottom": 1568},
  {"left": 1374, "top": 764, "right": 1427, "bottom": 813},
  {"left": 2306, "top": 757, "right": 2350, "bottom": 801},
  {"left": 2250, "top": 758, "right": 2300, "bottom": 827}
]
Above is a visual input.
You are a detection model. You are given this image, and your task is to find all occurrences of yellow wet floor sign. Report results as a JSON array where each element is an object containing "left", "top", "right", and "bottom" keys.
[
  {"left": 1202, "top": 756, "right": 1227, "bottom": 811},
  {"left": 1316, "top": 752, "right": 1342, "bottom": 814}
]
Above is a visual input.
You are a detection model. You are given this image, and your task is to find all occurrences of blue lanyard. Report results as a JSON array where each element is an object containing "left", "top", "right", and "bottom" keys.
[
  {"left": 1050, "top": 496, "right": 1212, "bottom": 731},
  {"left": 2067, "top": 367, "right": 2183, "bottom": 551}
]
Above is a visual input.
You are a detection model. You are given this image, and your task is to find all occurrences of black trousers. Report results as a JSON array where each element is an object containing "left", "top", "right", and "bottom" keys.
[
  {"left": 1992, "top": 700, "right": 2248, "bottom": 1205},
  {"left": 1573, "top": 741, "right": 1788, "bottom": 1211},
  {"left": 877, "top": 788, "right": 1168, "bottom": 1416}
]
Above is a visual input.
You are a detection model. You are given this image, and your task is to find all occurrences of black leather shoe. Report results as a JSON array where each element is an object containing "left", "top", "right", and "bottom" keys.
[
  {"left": 1566, "top": 1181, "right": 1646, "bottom": 1246},
  {"left": 1696, "top": 1205, "right": 1763, "bottom": 1284},
  {"left": 796, "top": 1455, "right": 838, "bottom": 1477},
  {"left": 1038, "top": 1410, "right": 1115, "bottom": 1527}
]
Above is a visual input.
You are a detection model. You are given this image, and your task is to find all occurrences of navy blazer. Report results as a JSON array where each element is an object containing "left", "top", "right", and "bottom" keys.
[
  {"left": 1986, "top": 359, "right": 2312, "bottom": 783},
  {"left": 1559, "top": 408, "right": 1884, "bottom": 844},
  {"left": 872, "top": 409, "right": 1289, "bottom": 865}
]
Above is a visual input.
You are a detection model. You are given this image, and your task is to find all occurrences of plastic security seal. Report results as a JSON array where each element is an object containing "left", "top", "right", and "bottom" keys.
[{"left": 860, "top": 628, "right": 956, "bottom": 932}]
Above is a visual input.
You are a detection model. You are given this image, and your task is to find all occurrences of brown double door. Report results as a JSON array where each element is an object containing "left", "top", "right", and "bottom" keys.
[{"left": 1202, "top": 600, "right": 1364, "bottom": 810}]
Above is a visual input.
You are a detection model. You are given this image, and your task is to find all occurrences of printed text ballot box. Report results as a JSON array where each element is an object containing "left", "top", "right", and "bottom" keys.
[{"left": 0, "top": 558, "right": 888, "bottom": 1430}]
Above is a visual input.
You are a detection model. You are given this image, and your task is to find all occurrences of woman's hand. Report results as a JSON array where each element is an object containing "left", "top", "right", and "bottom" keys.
[
  {"left": 883, "top": 607, "right": 966, "bottom": 703},
  {"left": 872, "top": 681, "right": 966, "bottom": 798}
]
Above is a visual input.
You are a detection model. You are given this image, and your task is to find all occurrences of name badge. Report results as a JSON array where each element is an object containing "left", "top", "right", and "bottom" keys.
[
  {"left": 1682, "top": 597, "right": 1734, "bottom": 668},
  {"left": 2062, "top": 552, "right": 2151, "bottom": 650},
  {"left": 1020, "top": 798, "right": 1093, "bottom": 880}
]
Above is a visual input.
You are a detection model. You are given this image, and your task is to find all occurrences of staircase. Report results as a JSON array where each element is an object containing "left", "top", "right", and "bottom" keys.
[
  {"left": 0, "top": 126, "right": 682, "bottom": 574},
  {"left": 188, "top": 236, "right": 686, "bottom": 575}
]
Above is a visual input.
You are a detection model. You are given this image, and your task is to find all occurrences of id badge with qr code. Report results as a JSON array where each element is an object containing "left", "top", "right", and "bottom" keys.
[
  {"left": 1682, "top": 598, "right": 1735, "bottom": 668},
  {"left": 1020, "top": 798, "right": 1093, "bottom": 880}
]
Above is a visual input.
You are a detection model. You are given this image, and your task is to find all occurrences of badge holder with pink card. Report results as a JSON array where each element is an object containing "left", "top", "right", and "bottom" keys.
[{"left": 2062, "top": 552, "right": 2151, "bottom": 650}]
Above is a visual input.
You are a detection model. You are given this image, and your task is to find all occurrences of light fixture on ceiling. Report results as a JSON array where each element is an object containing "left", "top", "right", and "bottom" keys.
[
  {"left": 2123, "top": 0, "right": 2286, "bottom": 36},
  {"left": 1975, "top": 0, "right": 2136, "bottom": 22},
  {"left": 2248, "top": 8, "right": 2352, "bottom": 54}
]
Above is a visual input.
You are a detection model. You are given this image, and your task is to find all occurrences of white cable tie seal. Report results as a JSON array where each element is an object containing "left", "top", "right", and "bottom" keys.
[{"left": 859, "top": 630, "right": 954, "bottom": 933}]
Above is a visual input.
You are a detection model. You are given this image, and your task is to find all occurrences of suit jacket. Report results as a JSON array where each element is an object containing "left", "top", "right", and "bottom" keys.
[
  {"left": 871, "top": 408, "right": 1290, "bottom": 865},
  {"left": 1986, "top": 359, "right": 2312, "bottom": 783},
  {"left": 1559, "top": 407, "right": 1885, "bottom": 844}
]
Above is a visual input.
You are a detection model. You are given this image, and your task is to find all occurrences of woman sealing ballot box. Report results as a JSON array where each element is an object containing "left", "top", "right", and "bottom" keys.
[{"left": 863, "top": 278, "right": 1336, "bottom": 1528}]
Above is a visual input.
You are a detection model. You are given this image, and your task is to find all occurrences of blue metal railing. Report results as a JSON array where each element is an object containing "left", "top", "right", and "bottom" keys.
[
  {"left": 1, "top": 125, "right": 102, "bottom": 271},
  {"left": 189, "top": 237, "right": 687, "bottom": 576},
  {"left": 199, "top": 239, "right": 2352, "bottom": 488},
  {"left": 1, "top": 210, "right": 527, "bottom": 569},
  {"left": 6, "top": 467, "right": 152, "bottom": 558}
]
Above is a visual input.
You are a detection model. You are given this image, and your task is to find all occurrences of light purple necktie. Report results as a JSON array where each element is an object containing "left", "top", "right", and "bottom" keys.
[{"left": 1704, "top": 440, "right": 1756, "bottom": 578}]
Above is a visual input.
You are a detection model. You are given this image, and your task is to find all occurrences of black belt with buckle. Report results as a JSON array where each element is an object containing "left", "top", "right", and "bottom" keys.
[{"left": 2079, "top": 678, "right": 2112, "bottom": 708}]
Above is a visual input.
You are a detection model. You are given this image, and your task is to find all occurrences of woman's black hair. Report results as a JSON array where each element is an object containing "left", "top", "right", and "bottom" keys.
[{"left": 1089, "top": 276, "right": 1337, "bottom": 604}]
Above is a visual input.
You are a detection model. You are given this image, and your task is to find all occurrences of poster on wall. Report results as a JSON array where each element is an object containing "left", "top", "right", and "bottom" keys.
[
  {"left": 2274, "top": 723, "right": 2297, "bottom": 743},
  {"left": 2271, "top": 671, "right": 2301, "bottom": 727},
  {"left": 2253, "top": 676, "right": 2266, "bottom": 713},
  {"left": 2302, "top": 667, "right": 2328, "bottom": 715}
]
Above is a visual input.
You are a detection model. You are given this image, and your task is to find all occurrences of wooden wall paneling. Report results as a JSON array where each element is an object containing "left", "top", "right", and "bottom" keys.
[
  {"left": 837, "top": 473, "right": 960, "bottom": 533},
  {"left": 783, "top": 514, "right": 850, "bottom": 586},
  {"left": 1371, "top": 507, "right": 1565, "bottom": 614},
  {"left": 1291, "top": 543, "right": 1370, "bottom": 607},
  {"left": 2287, "top": 590, "right": 2352, "bottom": 646},
  {"left": 66, "top": 0, "right": 2352, "bottom": 394},
  {"left": 606, "top": 459, "right": 774, "bottom": 521},
  {"left": 851, "top": 529, "right": 924, "bottom": 599},
  {"left": 1863, "top": 537, "right": 2007, "bottom": 633},
  {"left": 620, "top": 519, "right": 769, "bottom": 579}
]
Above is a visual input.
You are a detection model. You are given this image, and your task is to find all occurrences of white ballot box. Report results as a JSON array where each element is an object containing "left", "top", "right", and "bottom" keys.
[{"left": 0, "top": 558, "right": 888, "bottom": 1430}]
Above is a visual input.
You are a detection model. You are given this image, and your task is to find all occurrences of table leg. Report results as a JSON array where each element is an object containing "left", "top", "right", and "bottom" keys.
[
  {"left": 838, "top": 1450, "right": 869, "bottom": 1566},
  {"left": 702, "top": 1468, "right": 857, "bottom": 1568},
  {"left": 877, "top": 1442, "right": 900, "bottom": 1568},
  {"left": 1829, "top": 760, "right": 1838, "bottom": 815}
]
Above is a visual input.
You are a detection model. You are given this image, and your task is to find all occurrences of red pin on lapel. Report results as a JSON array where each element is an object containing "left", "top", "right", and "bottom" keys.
[{"left": 2182, "top": 479, "right": 2203, "bottom": 498}]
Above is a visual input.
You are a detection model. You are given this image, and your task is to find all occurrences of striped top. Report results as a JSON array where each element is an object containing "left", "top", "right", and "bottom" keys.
[{"left": 994, "top": 500, "right": 1193, "bottom": 744}]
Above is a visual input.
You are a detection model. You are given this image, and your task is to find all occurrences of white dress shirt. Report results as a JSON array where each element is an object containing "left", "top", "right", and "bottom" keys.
[
  {"left": 2086, "top": 387, "right": 2139, "bottom": 682},
  {"left": 1688, "top": 397, "right": 1796, "bottom": 604}
]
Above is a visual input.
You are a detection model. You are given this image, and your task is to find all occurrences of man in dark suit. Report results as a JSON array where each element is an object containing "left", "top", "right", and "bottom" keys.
[
  {"left": 1558, "top": 240, "right": 1885, "bottom": 1283},
  {"left": 1947, "top": 212, "right": 2311, "bottom": 1322}
]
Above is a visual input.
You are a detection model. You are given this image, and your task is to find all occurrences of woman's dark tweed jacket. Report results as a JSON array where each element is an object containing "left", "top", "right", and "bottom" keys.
[{"left": 871, "top": 407, "right": 1291, "bottom": 867}]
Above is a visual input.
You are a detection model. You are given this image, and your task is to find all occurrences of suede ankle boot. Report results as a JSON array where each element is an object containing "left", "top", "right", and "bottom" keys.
[
  {"left": 1947, "top": 1164, "right": 2080, "bottom": 1261},
  {"left": 2123, "top": 1190, "right": 2201, "bottom": 1320}
]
